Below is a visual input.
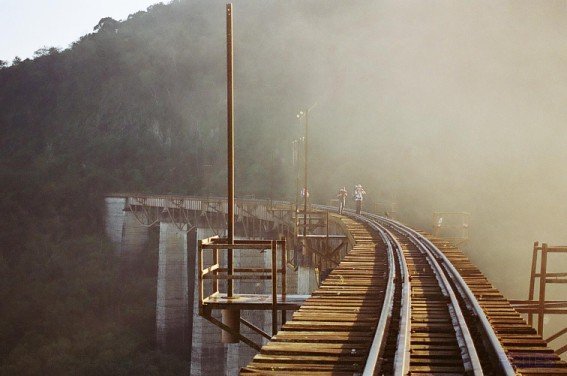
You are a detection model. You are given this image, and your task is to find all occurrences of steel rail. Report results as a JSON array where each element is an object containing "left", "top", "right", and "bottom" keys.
[
  {"left": 357, "top": 211, "right": 483, "bottom": 375},
  {"left": 375, "top": 222, "right": 411, "bottom": 376},
  {"left": 316, "top": 206, "right": 411, "bottom": 375},
  {"left": 366, "top": 212, "right": 515, "bottom": 376},
  {"left": 321, "top": 205, "right": 484, "bottom": 374},
  {"left": 349, "top": 213, "right": 396, "bottom": 376},
  {"left": 387, "top": 227, "right": 411, "bottom": 376},
  {"left": 404, "top": 226, "right": 483, "bottom": 374}
]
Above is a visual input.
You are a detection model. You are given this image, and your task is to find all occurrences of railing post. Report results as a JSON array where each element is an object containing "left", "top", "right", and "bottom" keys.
[
  {"left": 281, "top": 238, "right": 287, "bottom": 325},
  {"left": 528, "top": 241, "right": 539, "bottom": 326},
  {"left": 538, "top": 243, "right": 548, "bottom": 335},
  {"left": 198, "top": 239, "right": 204, "bottom": 315},
  {"left": 281, "top": 238, "right": 286, "bottom": 301},
  {"left": 326, "top": 211, "right": 330, "bottom": 254},
  {"left": 271, "top": 240, "right": 278, "bottom": 335},
  {"left": 213, "top": 247, "right": 219, "bottom": 295}
]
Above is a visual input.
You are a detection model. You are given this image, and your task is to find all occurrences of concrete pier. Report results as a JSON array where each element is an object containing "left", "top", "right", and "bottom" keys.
[
  {"left": 103, "top": 195, "right": 307, "bottom": 374},
  {"left": 104, "top": 197, "right": 126, "bottom": 251},
  {"left": 297, "top": 265, "right": 318, "bottom": 295},
  {"left": 156, "top": 222, "right": 190, "bottom": 355},
  {"left": 120, "top": 210, "right": 149, "bottom": 257}
]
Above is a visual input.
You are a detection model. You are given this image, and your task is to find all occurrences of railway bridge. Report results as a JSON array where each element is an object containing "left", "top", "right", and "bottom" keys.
[
  {"left": 105, "top": 193, "right": 566, "bottom": 375},
  {"left": 100, "top": 4, "right": 567, "bottom": 374}
]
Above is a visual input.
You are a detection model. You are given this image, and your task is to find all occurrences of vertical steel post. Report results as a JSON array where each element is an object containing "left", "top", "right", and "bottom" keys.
[
  {"left": 213, "top": 247, "right": 219, "bottom": 294},
  {"left": 221, "top": 5, "right": 239, "bottom": 344},
  {"left": 226, "top": 3, "right": 235, "bottom": 297},
  {"left": 271, "top": 240, "right": 278, "bottom": 335},
  {"left": 538, "top": 243, "right": 548, "bottom": 335},
  {"left": 326, "top": 210, "right": 329, "bottom": 255},
  {"left": 294, "top": 139, "right": 300, "bottom": 240},
  {"left": 528, "top": 241, "right": 539, "bottom": 326},
  {"left": 281, "top": 237, "right": 287, "bottom": 324},
  {"left": 281, "top": 238, "right": 287, "bottom": 301},
  {"left": 198, "top": 240, "right": 204, "bottom": 315},
  {"left": 303, "top": 111, "right": 308, "bottom": 239}
]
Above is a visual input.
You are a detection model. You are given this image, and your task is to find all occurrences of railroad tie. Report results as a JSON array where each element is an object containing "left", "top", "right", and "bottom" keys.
[{"left": 241, "top": 217, "right": 387, "bottom": 375}]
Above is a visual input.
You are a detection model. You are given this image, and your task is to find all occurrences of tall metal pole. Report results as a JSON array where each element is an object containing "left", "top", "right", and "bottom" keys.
[
  {"left": 294, "top": 139, "right": 300, "bottom": 225},
  {"left": 226, "top": 3, "right": 234, "bottom": 297},
  {"left": 303, "top": 112, "right": 308, "bottom": 238}
]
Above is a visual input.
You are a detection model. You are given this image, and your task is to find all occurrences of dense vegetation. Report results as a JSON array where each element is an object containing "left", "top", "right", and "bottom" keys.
[{"left": 0, "top": 1, "right": 288, "bottom": 373}]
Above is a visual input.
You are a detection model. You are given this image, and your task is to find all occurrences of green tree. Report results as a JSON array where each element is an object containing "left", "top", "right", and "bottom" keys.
[
  {"left": 93, "top": 17, "right": 119, "bottom": 33},
  {"left": 33, "top": 46, "right": 60, "bottom": 58}
]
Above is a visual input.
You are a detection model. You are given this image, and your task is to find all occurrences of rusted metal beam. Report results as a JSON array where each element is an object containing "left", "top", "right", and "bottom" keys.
[
  {"left": 202, "top": 313, "right": 261, "bottom": 351},
  {"left": 556, "top": 343, "right": 567, "bottom": 355},
  {"left": 240, "top": 317, "right": 271, "bottom": 340},
  {"left": 546, "top": 327, "right": 567, "bottom": 343}
]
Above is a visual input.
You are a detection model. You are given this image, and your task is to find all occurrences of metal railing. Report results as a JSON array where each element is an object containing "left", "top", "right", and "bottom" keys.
[{"left": 198, "top": 236, "right": 287, "bottom": 341}]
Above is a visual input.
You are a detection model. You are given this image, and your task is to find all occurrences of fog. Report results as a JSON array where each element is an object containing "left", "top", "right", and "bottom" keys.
[{"left": 180, "top": 0, "right": 567, "bottom": 334}]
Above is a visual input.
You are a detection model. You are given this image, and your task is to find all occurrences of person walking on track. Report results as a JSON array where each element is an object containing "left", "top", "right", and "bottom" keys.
[
  {"left": 353, "top": 184, "right": 366, "bottom": 214},
  {"left": 337, "top": 187, "right": 348, "bottom": 214}
]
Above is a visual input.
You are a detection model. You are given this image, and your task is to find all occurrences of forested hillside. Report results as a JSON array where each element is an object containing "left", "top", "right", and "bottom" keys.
[
  {"left": 2, "top": 1, "right": 247, "bottom": 241},
  {"left": 0, "top": 1, "right": 291, "bottom": 373}
]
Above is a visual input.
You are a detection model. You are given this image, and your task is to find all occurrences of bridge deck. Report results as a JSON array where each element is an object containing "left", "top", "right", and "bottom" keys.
[
  {"left": 241, "top": 217, "right": 386, "bottom": 374},
  {"left": 423, "top": 235, "right": 567, "bottom": 375},
  {"left": 241, "top": 213, "right": 567, "bottom": 375},
  {"left": 108, "top": 195, "right": 566, "bottom": 373}
]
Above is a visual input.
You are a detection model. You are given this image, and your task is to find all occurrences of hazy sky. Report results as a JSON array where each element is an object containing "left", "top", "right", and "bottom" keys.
[{"left": 0, "top": 0, "right": 158, "bottom": 62}]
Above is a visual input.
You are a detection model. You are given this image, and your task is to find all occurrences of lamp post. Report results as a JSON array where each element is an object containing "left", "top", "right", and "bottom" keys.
[
  {"left": 291, "top": 138, "right": 302, "bottom": 217},
  {"left": 296, "top": 102, "right": 317, "bottom": 245},
  {"left": 203, "top": 164, "right": 212, "bottom": 199}
]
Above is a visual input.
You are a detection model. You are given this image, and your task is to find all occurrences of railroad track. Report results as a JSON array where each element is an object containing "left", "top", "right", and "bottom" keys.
[{"left": 241, "top": 209, "right": 567, "bottom": 375}]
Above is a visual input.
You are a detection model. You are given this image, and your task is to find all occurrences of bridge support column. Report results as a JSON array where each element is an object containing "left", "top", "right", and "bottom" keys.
[
  {"left": 120, "top": 210, "right": 149, "bottom": 257},
  {"left": 104, "top": 197, "right": 126, "bottom": 251},
  {"left": 156, "top": 222, "right": 189, "bottom": 356},
  {"left": 298, "top": 239, "right": 318, "bottom": 295},
  {"left": 297, "top": 266, "right": 318, "bottom": 295},
  {"left": 221, "top": 309, "right": 240, "bottom": 343}
]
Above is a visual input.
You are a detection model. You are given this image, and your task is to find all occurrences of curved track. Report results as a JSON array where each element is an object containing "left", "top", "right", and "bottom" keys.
[
  {"left": 242, "top": 208, "right": 567, "bottom": 375},
  {"left": 350, "top": 210, "right": 496, "bottom": 375}
]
